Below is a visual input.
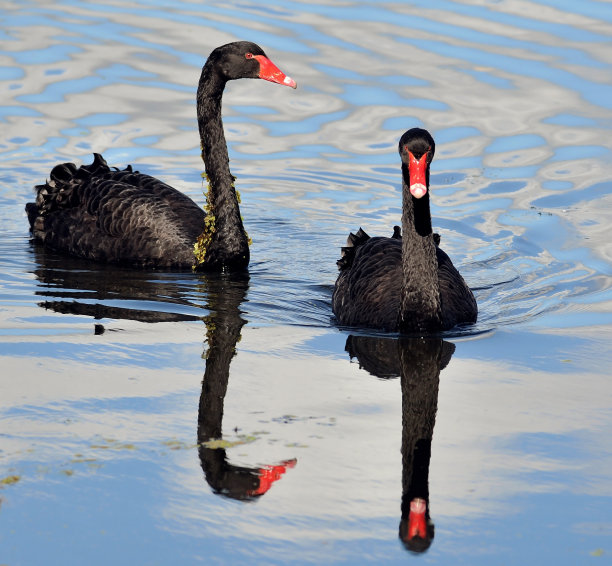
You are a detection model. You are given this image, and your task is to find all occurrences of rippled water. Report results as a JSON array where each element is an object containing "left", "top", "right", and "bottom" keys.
[{"left": 1, "top": 1, "right": 612, "bottom": 564}]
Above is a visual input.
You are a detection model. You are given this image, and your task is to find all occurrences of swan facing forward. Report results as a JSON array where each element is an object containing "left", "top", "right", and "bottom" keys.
[
  {"left": 332, "top": 128, "right": 477, "bottom": 333},
  {"left": 26, "top": 41, "right": 296, "bottom": 271}
]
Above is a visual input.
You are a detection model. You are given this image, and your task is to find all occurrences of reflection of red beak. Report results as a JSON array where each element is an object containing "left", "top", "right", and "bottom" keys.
[
  {"left": 407, "top": 498, "right": 427, "bottom": 540},
  {"left": 254, "top": 55, "right": 297, "bottom": 89},
  {"left": 406, "top": 150, "right": 428, "bottom": 199},
  {"left": 248, "top": 459, "right": 297, "bottom": 496}
]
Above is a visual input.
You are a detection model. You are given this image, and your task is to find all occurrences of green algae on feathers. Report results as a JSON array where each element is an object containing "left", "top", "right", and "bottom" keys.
[
  {"left": 236, "top": 189, "right": 253, "bottom": 246},
  {"left": 236, "top": 190, "right": 253, "bottom": 246},
  {"left": 193, "top": 172, "right": 217, "bottom": 269},
  {"left": 193, "top": 172, "right": 253, "bottom": 269}
]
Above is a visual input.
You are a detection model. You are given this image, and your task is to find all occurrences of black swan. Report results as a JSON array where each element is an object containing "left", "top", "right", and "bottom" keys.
[
  {"left": 332, "top": 128, "right": 477, "bottom": 333},
  {"left": 26, "top": 41, "right": 296, "bottom": 271}
]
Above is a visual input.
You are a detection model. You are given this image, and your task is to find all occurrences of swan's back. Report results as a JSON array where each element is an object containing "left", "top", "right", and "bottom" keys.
[
  {"left": 332, "top": 231, "right": 403, "bottom": 330},
  {"left": 435, "top": 246, "right": 478, "bottom": 329},
  {"left": 27, "top": 154, "right": 206, "bottom": 268}
]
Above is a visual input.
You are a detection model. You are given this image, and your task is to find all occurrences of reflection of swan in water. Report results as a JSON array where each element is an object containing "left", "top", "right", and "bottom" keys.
[
  {"left": 30, "top": 243, "right": 204, "bottom": 324},
  {"left": 345, "top": 334, "right": 455, "bottom": 553},
  {"left": 30, "top": 248, "right": 295, "bottom": 499},
  {"left": 197, "top": 274, "right": 296, "bottom": 500}
]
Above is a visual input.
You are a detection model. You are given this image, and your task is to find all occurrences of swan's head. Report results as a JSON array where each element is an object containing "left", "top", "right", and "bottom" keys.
[
  {"left": 399, "top": 496, "right": 435, "bottom": 553},
  {"left": 399, "top": 128, "right": 435, "bottom": 199},
  {"left": 210, "top": 41, "right": 297, "bottom": 89}
]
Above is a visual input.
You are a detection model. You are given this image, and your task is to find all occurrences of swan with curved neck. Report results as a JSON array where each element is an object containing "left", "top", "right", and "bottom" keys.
[
  {"left": 26, "top": 41, "right": 296, "bottom": 271},
  {"left": 332, "top": 128, "right": 477, "bottom": 333}
]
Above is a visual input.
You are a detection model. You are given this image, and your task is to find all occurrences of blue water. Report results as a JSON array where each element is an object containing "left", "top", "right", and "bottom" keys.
[{"left": 1, "top": 1, "right": 612, "bottom": 564}]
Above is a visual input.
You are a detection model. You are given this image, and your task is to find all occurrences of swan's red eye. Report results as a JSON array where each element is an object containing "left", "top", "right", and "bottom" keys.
[{"left": 245, "top": 53, "right": 254, "bottom": 59}]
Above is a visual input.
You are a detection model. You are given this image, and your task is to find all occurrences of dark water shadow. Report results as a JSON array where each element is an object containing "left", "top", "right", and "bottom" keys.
[
  {"left": 345, "top": 334, "right": 455, "bottom": 554},
  {"left": 29, "top": 243, "right": 206, "bottom": 323},
  {"left": 30, "top": 245, "right": 295, "bottom": 500}
]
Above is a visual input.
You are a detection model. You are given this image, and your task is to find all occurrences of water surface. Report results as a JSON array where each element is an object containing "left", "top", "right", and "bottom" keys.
[{"left": 1, "top": 1, "right": 612, "bottom": 564}]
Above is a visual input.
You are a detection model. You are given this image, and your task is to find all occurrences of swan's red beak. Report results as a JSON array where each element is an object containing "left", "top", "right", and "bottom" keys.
[
  {"left": 247, "top": 458, "right": 297, "bottom": 497},
  {"left": 254, "top": 55, "right": 297, "bottom": 89},
  {"left": 406, "top": 498, "right": 428, "bottom": 540},
  {"left": 407, "top": 150, "right": 428, "bottom": 199}
]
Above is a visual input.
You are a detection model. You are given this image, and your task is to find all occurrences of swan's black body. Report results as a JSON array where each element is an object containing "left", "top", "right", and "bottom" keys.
[
  {"left": 332, "top": 128, "right": 477, "bottom": 333},
  {"left": 26, "top": 41, "right": 296, "bottom": 271}
]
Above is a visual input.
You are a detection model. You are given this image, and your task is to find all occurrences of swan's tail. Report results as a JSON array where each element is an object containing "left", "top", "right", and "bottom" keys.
[
  {"left": 26, "top": 153, "right": 130, "bottom": 230},
  {"left": 336, "top": 227, "right": 370, "bottom": 271}
]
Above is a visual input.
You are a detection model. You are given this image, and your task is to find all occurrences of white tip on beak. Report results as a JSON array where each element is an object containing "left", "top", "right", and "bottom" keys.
[
  {"left": 283, "top": 75, "right": 297, "bottom": 89},
  {"left": 410, "top": 184, "right": 427, "bottom": 199}
]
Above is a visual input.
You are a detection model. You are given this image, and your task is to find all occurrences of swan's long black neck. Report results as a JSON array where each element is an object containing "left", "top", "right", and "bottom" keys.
[
  {"left": 399, "top": 338, "right": 441, "bottom": 500},
  {"left": 197, "top": 277, "right": 247, "bottom": 441},
  {"left": 196, "top": 67, "right": 249, "bottom": 270},
  {"left": 398, "top": 164, "right": 442, "bottom": 332},
  {"left": 197, "top": 276, "right": 253, "bottom": 499}
]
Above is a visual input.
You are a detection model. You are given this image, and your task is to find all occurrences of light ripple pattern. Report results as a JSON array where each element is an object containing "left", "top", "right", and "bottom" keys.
[{"left": 1, "top": 1, "right": 611, "bottom": 565}]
